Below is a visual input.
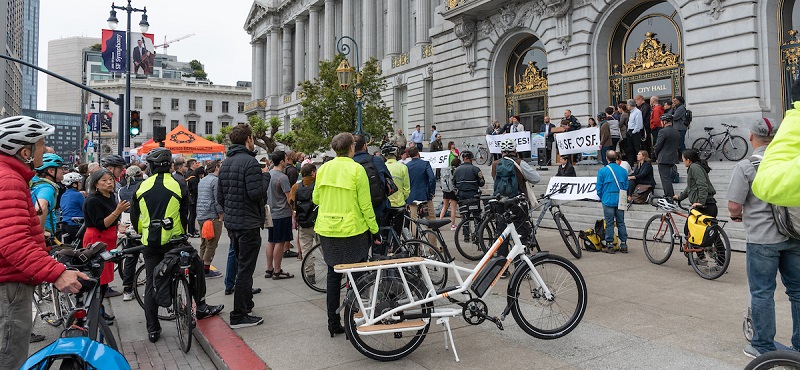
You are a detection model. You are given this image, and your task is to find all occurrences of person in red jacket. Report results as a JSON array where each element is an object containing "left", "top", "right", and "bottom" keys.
[{"left": 0, "top": 116, "right": 88, "bottom": 369}]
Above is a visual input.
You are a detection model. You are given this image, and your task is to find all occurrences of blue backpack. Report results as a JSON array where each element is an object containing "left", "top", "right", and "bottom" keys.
[{"left": 494, "top": 158, "right": 519, "bottom": 197}]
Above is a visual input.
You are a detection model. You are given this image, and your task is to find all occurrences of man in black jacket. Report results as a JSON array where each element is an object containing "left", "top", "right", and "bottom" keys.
[
  {"left": 217, "top": 124, "right": 269, "bottom": 329},
  {"left": 654, "top": 114, "right": 681, "bottom": 198},
  {"left": 453, "top": 151, "right": 485, "bottom": 201},
  {"left": 185, "top": 159, "right": 201, "bottom": 237}
]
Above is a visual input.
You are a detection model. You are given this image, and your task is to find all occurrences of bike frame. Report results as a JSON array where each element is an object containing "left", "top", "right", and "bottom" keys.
[
  {"left": 652, "top": 209, "right": 704, "bottom": 254},
  {"left": 703, "top": 126, "right": 735, "bottom": 152}
]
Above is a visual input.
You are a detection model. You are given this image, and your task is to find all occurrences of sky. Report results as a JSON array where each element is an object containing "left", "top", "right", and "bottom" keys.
[{"left": 37, "top": 0, "right": 254, "bottom": 110}]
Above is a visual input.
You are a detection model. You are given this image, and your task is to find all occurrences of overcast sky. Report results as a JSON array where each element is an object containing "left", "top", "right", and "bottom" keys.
[{"left": 37, "top": 0, "right": 254, "bottom": 110}]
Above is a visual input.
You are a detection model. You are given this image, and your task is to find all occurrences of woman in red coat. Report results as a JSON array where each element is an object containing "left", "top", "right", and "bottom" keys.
[{"left": 82, "top": 169, "right": 129, "bottom": 322}]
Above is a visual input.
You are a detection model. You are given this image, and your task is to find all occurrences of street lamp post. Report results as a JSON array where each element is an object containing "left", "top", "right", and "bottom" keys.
[
  {"left": 336, "top": 36, "right": 364, "bottom": 136},
  {"left": 90, "top": 98, "right": 109, "bottom": 164},
  {"left": 106, "top": 0, "right": 149, "bottom": 150}
]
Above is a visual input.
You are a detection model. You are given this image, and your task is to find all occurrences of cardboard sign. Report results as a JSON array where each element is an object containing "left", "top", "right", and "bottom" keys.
[
  {"left": 554, "top": 127, "right": 601, "bottom": 155},
  {"left": 485, "top": 131, "right": 532, "bottom": 154},
  {"left": 419, "top": 150, "right": 451, "bottom": 169},
  {"left": 545, "top": 176, "right": 600, "bottom": 201}
]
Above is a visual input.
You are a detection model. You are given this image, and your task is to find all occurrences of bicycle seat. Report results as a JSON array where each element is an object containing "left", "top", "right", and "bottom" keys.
[
  {"left": 703, "top": 127, "right": 714, "bottom": 131},
  {"left": 479, "top": 195, "right": 498, "bottom": 201},
  {"left": 416, "top": 218, "right": 451, "bottom": 230},
  {"left": 71, "top": 217, "right": 84, "bottom": 224}
]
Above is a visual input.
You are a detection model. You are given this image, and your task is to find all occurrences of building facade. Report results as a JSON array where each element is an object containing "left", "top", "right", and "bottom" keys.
[
  {"left": 47, "top": 37, "right": 100, "bottom": 114},
  {"left": 244, "top": 0, "right": 800, "bottom": 147},
  {"left": 21, "top": 0, "right": 38, "bottom": 110},
  {"left": 22, "top": 109, "right": 82, "bottom": 160},
  {"left": 1, "top": 0, "right": 23, "bottom": 117}
]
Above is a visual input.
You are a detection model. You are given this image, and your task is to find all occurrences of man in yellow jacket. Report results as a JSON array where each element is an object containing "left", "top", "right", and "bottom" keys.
[
  {"left": 382, "top": 144, "right": 410, "bottom": 239},
  {"left": 313, "top": 132, "right": 379, "bottom": 337}
]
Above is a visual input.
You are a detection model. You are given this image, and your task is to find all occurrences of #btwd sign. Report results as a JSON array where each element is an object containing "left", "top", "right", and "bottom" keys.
[
  {"left": 419, "top": 150, "right": 451, "bottom": 169},
  {"left": 546, "top": 176, "right": 600, "bottom": 201},
  {"left": 554, "top": 127, "right": 601, "bottom": 155},
  {"left": 485, "top": 131, "right": 532, "bottom": 154}
]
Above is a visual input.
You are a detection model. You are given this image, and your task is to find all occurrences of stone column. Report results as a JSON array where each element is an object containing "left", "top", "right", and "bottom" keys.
[
  {"left": 295, "top": 16, "right": 306, "bottom": 89},
  {"left": 362, "top": 0, "right": 376, "bottom": 61},
  {"left": 252, "top": 40, "right": 264, "bottom": 100},
  {"left": 324, "top": 0, "right": 335, "bottom": 60},
  {"left": 342, "top": 0, "right": 353, "bottom": 38},
  {"left": 387, "top": 0, "right": 401, "bottom": 56},
  {"left": 416, "top": 0, "right": 431, "bottom": 45},
  {"left": 283, "top": 25, "right": 293, "bottom": 94},
  {"left": 308, "top": 7, "right": 320, "bottom": 79},
  {"left": 270, "top": 29, "right": 281, "bottom": 97},
  {"left": 376, "top": 0, "right": 384, "bottom": 59},
  {"left": 401, "top": 0, "right": 409, "bottom": 51}
]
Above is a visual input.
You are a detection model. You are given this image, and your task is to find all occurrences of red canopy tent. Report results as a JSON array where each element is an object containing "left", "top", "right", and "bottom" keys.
[{"left": 139, "top": 124, "right": 225, "bottom": 154}]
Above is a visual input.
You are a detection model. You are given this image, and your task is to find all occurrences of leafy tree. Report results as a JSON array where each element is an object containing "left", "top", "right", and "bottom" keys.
[
  {"left": 186, "top": 59, "right": 208, "bottom": 79},
  {"left": 292, "top": 54, "right": 393, "bottom": 153},
  {"left": 90, "top": 43, "right": 102, "bottom": 52},
  {"left": 208, "top": 115, "right": 286, "bottom": 153}
]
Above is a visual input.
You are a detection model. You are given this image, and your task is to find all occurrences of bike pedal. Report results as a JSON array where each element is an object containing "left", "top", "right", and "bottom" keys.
[{"left": 494, "top": 318, "right": 504, "bottom": 330}]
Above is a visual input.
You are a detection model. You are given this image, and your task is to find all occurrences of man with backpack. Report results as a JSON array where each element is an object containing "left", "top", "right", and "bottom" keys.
[
  {"left": 31, "top": 153, "right": 64, "bottom": 236},
  {"left": 736, "top": 117, "right": 800, "bottom": 358},
  {"left": 672, "top": 96, "right": 689, "bottom": 155},
  {"left": 289, "top": 163, "right": 318, "bottom": 281},
  {"left": 383, "top": 144, "right": 410, "bottom": 238},
  {"left": 406, "top": 146, "right": 436, "bottom": 244},
  {"left": 491, "top": 139, "right": 540, "bottom": 199},
  {"left": 353, "top": 134, "right": 393, "bottom": 225},
  {"left": 654, "top": 114, "right": 681, "bottom": 198}
]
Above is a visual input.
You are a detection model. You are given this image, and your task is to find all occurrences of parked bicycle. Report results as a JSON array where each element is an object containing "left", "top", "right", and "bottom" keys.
[
  {"left": 744, "top": 350, "right": 800, "bottom": 370},
  {"left": 642, "top": 197, "right": 731, "bottom": 280},
  {"left": 691, "top": 123, "right": 748, "bottom": 161},
  {"left": 461, "top": 141, "right": 491, "bottom": 165},
  {"left": 335, "top": 194, "right": 587, "bottom": 362},
  {"left": 453, "top": 195, "right": 499, "bottom": 261}
]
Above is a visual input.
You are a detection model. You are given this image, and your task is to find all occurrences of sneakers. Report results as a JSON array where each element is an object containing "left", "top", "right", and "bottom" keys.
[
  {"left": 450, "top": 225, "right": 457, "bottom": 231},
  {"left": 122, "top": 292, "right": 134, "bottom": 302},
  {"left": 283, "top": 250, "right": 299, "bottom": 258},
  {"left": 105, "top": 287, "right": 123, "bottom": 298},
  {"left": 30, "top": 333, "right": 45, "bottom": 343},
  {"left": 619, "top": 244, "right": 628, "bottom": 254},
  {"left": 224, "top": 289, "right": 233, "bottom": 295},
  {"left": 196, "top": 304, "right": 224, "bottom": 320},
  {"left": 743, "top": 344, "right": 761, "bottom": 359},
  {"left": 204, "top": 270, "right": 223, "bottom": 279},
  {"left": 230, "top": 314, "right": 264, "bottom": 329}
]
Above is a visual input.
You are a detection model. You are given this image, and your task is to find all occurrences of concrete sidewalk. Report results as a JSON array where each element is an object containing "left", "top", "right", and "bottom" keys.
[{"left": 196, "top": 227, "right": 791, "bottom": 370}]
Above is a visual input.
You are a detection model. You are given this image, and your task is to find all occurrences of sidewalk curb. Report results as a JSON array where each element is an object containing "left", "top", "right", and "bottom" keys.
[{"left": 194, "top": 315, "right": 269, "bottom": 370}]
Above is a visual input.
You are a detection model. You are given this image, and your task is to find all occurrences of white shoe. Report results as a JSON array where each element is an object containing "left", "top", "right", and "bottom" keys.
[
  {"left": 450, "top": 225, "right": 457, "bottom": 231},
  {"left": 122, "top": 292, "right": 134, "bottom": 302}
]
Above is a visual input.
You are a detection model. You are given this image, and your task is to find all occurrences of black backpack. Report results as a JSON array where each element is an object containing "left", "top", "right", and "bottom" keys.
[
  {"left": 685, "top": 109, "right": 693, "bottom": 128},
  {"left": 295, "top": 182, "right": 317, "bottom": 228},
  {"left": 355, "top": 154, "right": 393, "bottom": 210}
]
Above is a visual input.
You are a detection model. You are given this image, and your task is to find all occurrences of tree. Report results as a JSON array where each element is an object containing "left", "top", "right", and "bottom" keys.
[
  {"left": 186, "top": 59, "right": 208, "bottom": 79},
  {"left": 291, "top": 54, "right": 393, "bottom": 153},
  {"left": 208, "top": 115, "right": 289, "bottom": 153},
  {"left": 90, "top": 43, "right": 102, "bottom": 52}
]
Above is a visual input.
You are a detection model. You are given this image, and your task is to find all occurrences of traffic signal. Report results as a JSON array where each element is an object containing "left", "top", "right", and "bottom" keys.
[{"left": 130, "top": 110, "right": 140, "bottom": 137}]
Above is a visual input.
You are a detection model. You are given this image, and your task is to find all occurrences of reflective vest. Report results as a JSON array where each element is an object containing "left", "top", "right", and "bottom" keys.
[{"left": 134, "top": 173, "right": 184, "bottom": 247}]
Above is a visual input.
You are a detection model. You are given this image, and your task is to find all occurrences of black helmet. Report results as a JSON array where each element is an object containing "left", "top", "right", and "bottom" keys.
[
  {"left": 101, "top": 154, "right": 126, "bottom": 168},
  {"left": 381, "top": 143, "right": 399, "bottom": 157},
  {"left": 461, "top": 150, "right": 474, "bottom": 160},
  {"left": 146, "top": 147, "right": 173, "bottom": 167},
  {"left": 660, "top": 114, "right": 674, "bottom": 122},
  {"left": 597, "top": 112, "right": 607, "bottom": 120}
]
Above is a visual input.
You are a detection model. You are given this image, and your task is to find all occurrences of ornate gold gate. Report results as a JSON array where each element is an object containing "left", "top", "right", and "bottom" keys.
[
  {"left": 609, "top": 32, "right": 684, "bottom": 103},
  {"left": 782, "top": 30, "right": 800, "bottom": 110},
  {"left": 505, "top": 61, "right": 548, "bottom": 126}
]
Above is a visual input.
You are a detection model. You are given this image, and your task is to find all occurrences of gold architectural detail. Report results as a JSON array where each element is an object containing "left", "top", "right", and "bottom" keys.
[
  {"left": 446, "top": 0, "right": 466, "bottom": 11},
  {"left": 511, "top": 61, "right": 548, "bottom": 93},
  {"left": 782, "top": 30, "right": 800, "bottom": 87},
  {"left": 244, "top": 99, "right": 265, "bottom": 112},
  {"left": 421, "top": 44, "right": 434, "bottom": 59},
  {"left": 621, "top": 32, "right": 680, "bottom": 74},
  {"left": 283, "top": 95, "right": 291, "bottom": 103},
  {"left": 392, "top": 53, "right": 410, "bottom": 68},
  {"left": 297, "top": 91, "right": 305, "bottom": 99}
]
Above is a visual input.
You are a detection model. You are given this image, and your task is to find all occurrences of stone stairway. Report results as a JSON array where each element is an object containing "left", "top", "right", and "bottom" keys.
[{"left": 469, "top": 158, "right": 746, "bottom": 252}]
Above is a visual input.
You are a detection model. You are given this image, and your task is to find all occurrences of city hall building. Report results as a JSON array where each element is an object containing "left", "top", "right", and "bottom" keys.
[{"left": 244, "top": 0, "right": 799, "bottom": 145}]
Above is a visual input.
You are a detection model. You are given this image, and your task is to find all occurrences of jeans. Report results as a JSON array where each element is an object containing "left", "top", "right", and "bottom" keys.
[
  {"left": 224, "top": 243, "right": 237, "bottom": 292},
  {"left": 600, "top": 146, "right": 614, "bottom": 165},
  {"left": 602, "top": 205, "right": 628, "bottom": 244},
  {"left": 747, "top": 239, "right": 800, "bottom": 354},
  {"left": 143, "top": 251, "right": 165, "bottom": 334},
  {"left": 228, "top": 228, "right": 262, "bottom": 318},
  {"left": 678, "top": 129, "right": 687, "bottom": 156},
  {"left": 0, "top": 282, "right": 34, "bottom": 369}
]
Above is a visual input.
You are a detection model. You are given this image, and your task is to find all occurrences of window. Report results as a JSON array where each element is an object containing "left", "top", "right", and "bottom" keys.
[
  {"left": 188, "top": 121, "right": 197, "bottom": 133},
  {"left": 171, "top": 120, "right": 179, "bottom": 130},
  {"left": 237, "top": 102, "right": 245, "bottom": 113},
  {"left": 205, "top": 121, "right": 213, "bottom": 134},
  {"left": 171, "top": 99, "right": 179, "bottom": 110},
  {"left": 221, "top": 121, "right": 230, "bottom": 128},
  {"left": 134, "top": 96, "right": 142, "bottom": 109},
  {"left": 395, "top": 87, "right": 408, "bottom": 133},
  {"left": 206, "top": 100, "right": 213, "bottom": 112},
  {"left": 152, "top": 119, "right": 161, "bottom": 128},
  {"left": 222, "top": 101, "right": 229, "bottom": 113},
  {"left": 153, "top": 97, "right": 161, "bottom": 110},
  {"left": 189, "top": 100, "right": 196, "bottom": 111},
  {"left": 424, "top": 80, "right": 433, "bottom": 130}
]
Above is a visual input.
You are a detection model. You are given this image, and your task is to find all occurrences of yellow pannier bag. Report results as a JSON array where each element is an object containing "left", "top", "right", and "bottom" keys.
[{"left": 687, "top": 209, "right": 717, "bottom": 247}]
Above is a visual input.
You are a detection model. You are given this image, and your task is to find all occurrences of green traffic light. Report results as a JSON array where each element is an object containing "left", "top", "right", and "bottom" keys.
[{"left": 130, "top": 127, "right": 140, "bottom": 136}]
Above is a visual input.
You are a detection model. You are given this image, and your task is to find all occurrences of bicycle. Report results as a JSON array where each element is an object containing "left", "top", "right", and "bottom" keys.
[
  {"left": 453, "top": 195, "right": 500, "bottom": 261},
  {"left": 461, "top": 141, "right": 491, "bottom": 166},
  {"left": 691, "top": 123, "right": 748, "bottom": 161},
  {"left": 745, "top": 350, "right": 800, "bottom": 370},
  {"left": 642, "top": 197, "right": 732, "bottom": 280},
  {"left": 335, "top": 195, "right": 587, "bottom": 362}
]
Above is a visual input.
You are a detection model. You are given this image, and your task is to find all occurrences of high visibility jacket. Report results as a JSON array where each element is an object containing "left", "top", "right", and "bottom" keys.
[
  {"left": 131, "top": 173, "right": 188, "bottom": 250},
  {"left": 753, "top": 101, "right": 800, "bottom": 206}
]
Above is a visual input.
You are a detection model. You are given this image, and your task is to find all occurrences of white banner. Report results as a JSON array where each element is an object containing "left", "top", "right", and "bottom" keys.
[
  {"left": 545, "top": 176, "right": 600, "bottom": 201},
  {"left": 419, "top": 150, "right": 451, "bottom": 169},
  {"left": 485, "top": 131, "right": 532, "bottom": 154},
  {"left": 554, "top": 127, "right": 601, "bottom": 155}
]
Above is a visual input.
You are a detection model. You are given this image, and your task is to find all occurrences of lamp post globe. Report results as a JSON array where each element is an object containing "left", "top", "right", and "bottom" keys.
[{"left": 107, "top": 9, "right": 119, "bottom": 29}]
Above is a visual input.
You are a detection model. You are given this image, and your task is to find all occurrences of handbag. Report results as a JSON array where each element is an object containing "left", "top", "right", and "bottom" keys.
[
  {"left": 631, "top": 184, "right": 653, "bottom": 204},
  {"left": 508, "top": 158, "right": 538, "bottom": 206},
  {"left": 607, "top": 165, "right": 628, "bottom": 211},
  {"left": 263, "top": 205, "right": 273, "bottom": 228}
]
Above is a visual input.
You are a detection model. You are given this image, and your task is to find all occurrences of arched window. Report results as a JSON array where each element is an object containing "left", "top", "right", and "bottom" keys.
[{"left": 505, "top": 37, "right": 548, "bottom": 132}]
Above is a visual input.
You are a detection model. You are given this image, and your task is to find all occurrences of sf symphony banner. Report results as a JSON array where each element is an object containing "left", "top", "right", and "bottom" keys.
[
  {"left": 129, "top": 32, "right": 156, "bottom": 76},
  {"left": 100, "top": 30, "right": 156, "bottom": 75},
  {"left": 101, "top": 29, "right": 126, "bottom": 73}
]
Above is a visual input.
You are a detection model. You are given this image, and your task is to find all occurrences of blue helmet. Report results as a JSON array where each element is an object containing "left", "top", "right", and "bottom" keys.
[{"left": 36, "top": 153, "right": 63, "bottom": 171}]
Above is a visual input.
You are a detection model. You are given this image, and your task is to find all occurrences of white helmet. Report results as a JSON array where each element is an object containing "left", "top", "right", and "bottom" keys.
[
  {"left": 656, "top": 198, "right": 676, "bottom": 212},
  {"left": 499, "top": 138, "right": 517, "bottom": 152},
  {"left": 62, "top": 172, "right": 82, "bottom": 186},
  {"left": 0, "top": 116, "right": 55, "bottom": 156}
]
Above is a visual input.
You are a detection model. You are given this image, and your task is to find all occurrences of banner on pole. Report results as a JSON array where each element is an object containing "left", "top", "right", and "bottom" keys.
[
  {"left": 101, "top": 29, "right": 127, "bottom": 73},
  {"left": 419, "top": 150, "right": 451, "bottom": 169},
  {"left": 485, "top": 131, "right": 532, "bottom": 154},
  {"left": 554, "top": 127, "right": 601, "bottom": 155},
  {"left": 87, "top": 113, "right": 100, "bottom": 133},
  {"left": 545, "top": 176, "right": 600, "bottom": 201}
]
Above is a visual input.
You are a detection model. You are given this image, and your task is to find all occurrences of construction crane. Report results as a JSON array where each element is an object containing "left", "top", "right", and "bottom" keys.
[{"left": 153, "top": 34, "right": 196, "bottom": 55}]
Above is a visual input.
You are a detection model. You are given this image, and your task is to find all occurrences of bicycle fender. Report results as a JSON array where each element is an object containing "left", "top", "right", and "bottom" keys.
[
  {"left": 22, "top": 337, "right": 131, "bottom": 370},
  {"left": 506, "top": 252, "right": 549, "bottom": 297}
]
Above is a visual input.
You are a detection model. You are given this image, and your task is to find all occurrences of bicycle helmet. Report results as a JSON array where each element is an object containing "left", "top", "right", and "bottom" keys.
[
  {"left": 101, "top": 154, "right": 126, "bottom": 168},
  {"left": 461, "top": 150, "right": 474, "bottom": 160},
  {"left": 656, "top": 198, "right": 677, "bottom": 212},
  {"left": 36, "top": 153, "right": 64, "bottom": 171},
  {"left": 0, "top": 116, "right": 55, "bottom": 156},
  {"left": 381, "top": 143, "right": 400, "bottom": 157},
  {"left": 499, "top": 138, "right": 516, "bottom": 152},
  {"left": 660, "top": 114, "right": 674, "bottom": 122},
  {"left": 597, "top": 112, "right": 607, "bottom": 120},
  {"left": 146, "top": 147, "right": 173, "bottom": 167},
  {"left": 62, "top": 172, "right": 82, "bottom": 186}
]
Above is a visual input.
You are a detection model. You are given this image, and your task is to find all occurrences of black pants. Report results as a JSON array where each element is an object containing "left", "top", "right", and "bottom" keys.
[
  {"left": 626, "top": 130, "right": 643, "bottom": 165},
  {"left": 658, "top": 164, "right": 676, "bottom": 198},
  {"left": 122, "top": 251, "right": 140, "bottom": 294},
  {"left": 143, "top": 251, "right": 165, "bottom": 334},
  {"left": 323, "top": 233, "right": 369, "bottom": 328},
  {"left": 228, "top": 228, "right": 262, "bottom": 318},
  {"left": 187, "top": 202, "right": 197, "bottom": 234}
]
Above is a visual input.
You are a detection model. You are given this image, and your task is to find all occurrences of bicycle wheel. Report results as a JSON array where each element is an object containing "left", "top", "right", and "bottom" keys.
[
  {"left": 97, "top": 318, "right": 118, "bottom": 351},
  {"left": 689, "top": 225, "right": 731, "bottom": 280},
  {"left": 454, "top": 216, "right": 484, "bottom": 260},
  {"left": 509, "top": 254, "right": 587, "bottom": 339},
  {"left": 51, "top": 288, "right": 76, "bottom": 328},
  {"left": 402, "top": 238, "right": 447, "bottom": 290},
  {"left": 692, "top": 138, "right": 713, "bottom": 160},
  {"left": 723, "top": 135, "right": 748, "bottom": 161},
  {"left": 744, "top": 350, "right": 800, "bottom": 370},
  {"left": 418, "top": 229, "right": 440, "bottom": 250},
  {"left": 343, "top": 271, "right": 431, "bottom": 361},
  {"left": 134, "top": 264, "right": 175, "bottom": 320},
  {"left": 476, "top": 149, "right": 491, "bottom": 165},
  {"left": 642, "top": 214, "right": 675, "bottom": 265},
  {"left": 32, "top": 284, "right": 56, "bottom": 327},
  {"left": 476, "top": 216, "right": 498, "bottom": 257},
  {"left": 553, "top": 212, "right": 581, "bottom": 259},
  {"left": 301, "top": 244, "right": 345, "bottom": 293},
  {"left": 174, "top": 276, "right": 193, "bottom": 353}
]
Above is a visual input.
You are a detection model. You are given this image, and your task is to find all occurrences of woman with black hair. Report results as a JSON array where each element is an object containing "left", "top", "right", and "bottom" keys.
[{"left": 674, "top": 148, "right": 717, "bottom": 216}]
